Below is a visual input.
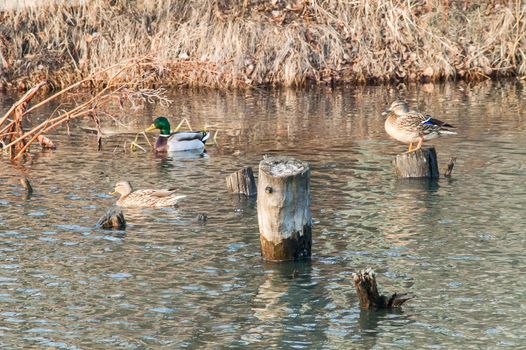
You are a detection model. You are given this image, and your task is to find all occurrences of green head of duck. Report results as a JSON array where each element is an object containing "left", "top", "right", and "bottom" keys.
[{"left": 146, "top": 116, "right": 171, "bottom": 136}]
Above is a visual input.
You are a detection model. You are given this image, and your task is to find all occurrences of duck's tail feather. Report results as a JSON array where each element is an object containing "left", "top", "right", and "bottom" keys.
[
  {"left": 439, "top": 130, "right": 457, "bottom": 135},
  {"left": 201, "top": 131, "right": 210, "bottom": 143}
]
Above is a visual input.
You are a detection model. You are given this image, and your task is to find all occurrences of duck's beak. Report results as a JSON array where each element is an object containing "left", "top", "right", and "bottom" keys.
[
  {"left": 109, "top": 191, "right": 117, "bottom": 195},
  {"left": 145, "top": 124, "right": 156, "bottom": 132}
]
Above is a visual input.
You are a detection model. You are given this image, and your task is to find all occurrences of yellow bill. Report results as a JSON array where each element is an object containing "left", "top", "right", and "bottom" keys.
[{"left": 145, "top": 124, "right": 156, "bottom": 132}]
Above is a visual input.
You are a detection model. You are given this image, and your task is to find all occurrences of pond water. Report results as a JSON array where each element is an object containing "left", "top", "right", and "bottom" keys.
[{"left": 1, "top": 81, "right": 525, "bottom": 349}]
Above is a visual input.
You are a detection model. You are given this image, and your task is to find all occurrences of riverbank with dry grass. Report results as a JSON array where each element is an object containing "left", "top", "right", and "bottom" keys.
[{"left": 0, "top": 0, "right": 525, "bottom": 90}]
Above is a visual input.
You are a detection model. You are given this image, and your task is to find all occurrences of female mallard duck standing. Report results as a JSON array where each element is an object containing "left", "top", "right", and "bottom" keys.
[
  {"left": 384, "top": 100, "right": 457, "bottom": 152},
  {"left": 146, "top": 116, "right": 210, "bottom": 152},
  {"left": 110, "top": 181, "right": 186, "bottom": 208}
]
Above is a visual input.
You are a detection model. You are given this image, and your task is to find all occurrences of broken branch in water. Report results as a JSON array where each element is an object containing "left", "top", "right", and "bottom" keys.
[
  {"left": 0, "top": 57, "right": 170, "bottom": 161},
  {"left": 352, "top": 269, "right": 414, "bottom": 309},
  {"left": 444, "top": 157, "right": 457, "bottom": 177}
]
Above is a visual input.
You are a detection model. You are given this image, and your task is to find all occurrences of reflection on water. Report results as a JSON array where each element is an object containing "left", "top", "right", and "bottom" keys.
[{"left": 1, "top": 80, "right": 526, "bottom": 348}]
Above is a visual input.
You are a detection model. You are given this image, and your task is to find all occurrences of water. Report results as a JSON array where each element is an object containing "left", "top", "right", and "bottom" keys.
[{"left": 1, "top": 81, "right": 525, "bottom": 349}]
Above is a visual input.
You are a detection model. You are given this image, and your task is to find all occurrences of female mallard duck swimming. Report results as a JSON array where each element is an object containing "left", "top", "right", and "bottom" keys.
[
  {"left": 146, "top": 116, "right": 210, "bottom": 152},
  {"left": 110, "top": 181, "right": 186, "bottom": 208},
  {"left": 384, "top": 100, "right": 457, "bottom": 152}
]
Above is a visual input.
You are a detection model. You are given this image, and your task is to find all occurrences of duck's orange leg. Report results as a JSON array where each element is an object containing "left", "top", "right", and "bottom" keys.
[{"left": 412, "top": 137, "right": 424, "bottom": 151}]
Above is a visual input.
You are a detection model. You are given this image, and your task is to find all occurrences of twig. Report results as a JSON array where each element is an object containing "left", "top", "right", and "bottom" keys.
[
  {"left": 444, "top": 157, "right": 457, "bottom": 177},
  {"left": 0, "top": 81, "right": 46, "bottom": 127},
  {"left": 2, "top": 57, "right": 167, "bottom": 160},
  {"left": 130, "top": 142, "right": 147, "bottom": 152},
  {"left": 22, "top": 58, "right": 148, "bottom": 117},
  {"left": 141, "top": 131, "right": 153, "bottom": 148},
  {"left": 173, "top": 117, "right": 193, "bottom": 132}
]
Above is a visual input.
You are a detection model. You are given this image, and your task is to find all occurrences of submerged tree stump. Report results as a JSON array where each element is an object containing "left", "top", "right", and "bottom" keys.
[
  {"left": 394, "top": 147, "right": 439, "bottom": 178},
  {"left": 96, "top": 208, "right": 126, "bottom": 230},
  {"left": 352, "top": 269, "right": 414, "bottom": 309},
  {"left": 226, "top": 166, "right": 257, "bottom": 197},
  {"left": 257, "top": 156, "right": 312, "bottom": 261}
]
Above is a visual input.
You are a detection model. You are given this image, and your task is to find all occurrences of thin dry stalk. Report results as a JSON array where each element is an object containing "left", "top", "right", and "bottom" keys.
[{"left": 0, "top": 57, "right": 169, "bottom": 160}]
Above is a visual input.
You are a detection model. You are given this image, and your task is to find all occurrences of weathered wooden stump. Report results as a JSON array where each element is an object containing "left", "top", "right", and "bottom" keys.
[
  {"left": 226, "top": 166, "right": 257, "bottom": 197},
  {"left": 96, "top": 208, "right": 126, "bottom": 230},
  {"left": 352, "top": 269, "right": 413, "bottom": 309},
  {"left": 394, "top": 147, "right": 439, "bottom": 178},
  {"left": 257, "top": 156, "right": 311, "bottom": 261}
]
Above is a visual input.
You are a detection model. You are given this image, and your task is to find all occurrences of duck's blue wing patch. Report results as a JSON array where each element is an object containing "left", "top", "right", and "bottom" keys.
[{"left": 422, "top": 115, "right": 436, "bottom": 125}]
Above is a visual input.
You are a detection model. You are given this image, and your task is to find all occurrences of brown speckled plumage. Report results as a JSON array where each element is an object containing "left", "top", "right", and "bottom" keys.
[
  {"left": 111, "top": 181, "right": 185, "bottom": 208},
  {"left": 384, "top": 100, "right": 456, "bottom": 151}
]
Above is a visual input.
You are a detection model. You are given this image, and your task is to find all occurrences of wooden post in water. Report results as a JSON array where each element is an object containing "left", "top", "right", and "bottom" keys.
[
  {"left": 257, "top": 156, "right": 312, "bottom": 261},
  {"left": 226, "top": 166, "right": 257, "bottom": 197},
  {"left": 394, "top": 147, "right": 439, "bottom": 178}
]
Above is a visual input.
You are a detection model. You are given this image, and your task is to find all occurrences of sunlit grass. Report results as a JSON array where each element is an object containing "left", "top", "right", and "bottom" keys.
[{"left": 0, "top": 0, "right": 524, "bottom": 89}]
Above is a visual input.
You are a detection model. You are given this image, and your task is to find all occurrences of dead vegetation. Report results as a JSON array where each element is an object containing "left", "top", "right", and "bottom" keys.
[
  {"left": 0, "top": 58, "right": 169, "bottom": 160},
  {"left": 0, "top": 0, "right": 525, "bottom": 89}
]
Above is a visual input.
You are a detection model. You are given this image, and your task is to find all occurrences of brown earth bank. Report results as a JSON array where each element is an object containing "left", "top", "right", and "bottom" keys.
[{"left": 0, "top": 0, "right": 525, "bottom": 91}]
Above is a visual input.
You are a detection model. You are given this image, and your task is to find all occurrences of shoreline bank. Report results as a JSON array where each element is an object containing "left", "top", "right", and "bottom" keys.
[{"left": 0, "top": 0, "right": 525, "bottom": 91}]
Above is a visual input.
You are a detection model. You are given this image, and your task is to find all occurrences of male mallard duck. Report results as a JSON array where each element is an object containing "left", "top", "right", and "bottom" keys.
[
  {"left": 384, "top": 100, "right": 457, "bottom": 152},
  {"left": 110, "top": 181, "right": 186, "bottom": 208},
  {"left": 145, "top": 116, "right": 210, "bottom": 152}
]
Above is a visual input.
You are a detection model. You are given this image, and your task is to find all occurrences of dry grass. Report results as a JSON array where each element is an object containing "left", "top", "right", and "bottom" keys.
[
  {"left": 0, "top": 0, "right": 525, "bottom": 89},
  {"left": 0, "top": 58, "right": 169, "bottom": 160}
]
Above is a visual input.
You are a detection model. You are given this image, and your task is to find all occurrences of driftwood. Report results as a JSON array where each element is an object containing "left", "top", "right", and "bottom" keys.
[
  {"left": 226, "top": 166, "right": 257, "bottom": 197},
  {"left": 257, "top": 156, "right": 311, "bottom": 261},
  {"left": 393, "top": 147, "right": 439, "bottom": 178},
  {"left": 352, "top": 269, "right": 413, "bottom": 309},
  {"left": 96, "top": 208, "right": 126, "bottom": 230}
]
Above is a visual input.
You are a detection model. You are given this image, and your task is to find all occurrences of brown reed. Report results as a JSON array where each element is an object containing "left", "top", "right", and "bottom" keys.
[
  {"left": 0, "top": 0, "right": 524, "bottom": 89},
  {"left": 0, "top": 58, "right": 168, "bottom": 160}
]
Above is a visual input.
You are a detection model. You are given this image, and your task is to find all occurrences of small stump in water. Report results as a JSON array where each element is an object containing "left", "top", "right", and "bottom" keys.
[
  {"left": 226, "top": 166, "right": 257, "bottom": 197},
  {"left": 394, "top": 147, "right": 439, "bottom": 178},
  {"left": 257, "top": 156, "right": 311, "bottom": 261},
  {"left": 96, "top": 208, "right": 126, "bottom": 230},
  {"left": 196, "top": 213, "right": 208, "bottom": 224},
  {"left": 20, "top": 177, "right": 33, "bottom": 194},
  {"left": 352, "top": 269, "right": 413, "bottom": 309}
]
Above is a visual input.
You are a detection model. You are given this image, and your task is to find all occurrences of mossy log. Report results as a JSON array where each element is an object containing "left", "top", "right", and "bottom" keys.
[
  {"left": 394, "top": 147, "right": 439, "bottom": 178},
  {"left": 226, "top": 166, "right": 257, "bottom": 197},
  {"left": 352, "top": 269, "right": 413, "bottom": 309},
  {"left": 257, "top": 156, "right": 311, "bottom": 261},
  {"left": 96, "top": 208, "right": 126, "bottom": 230}
]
